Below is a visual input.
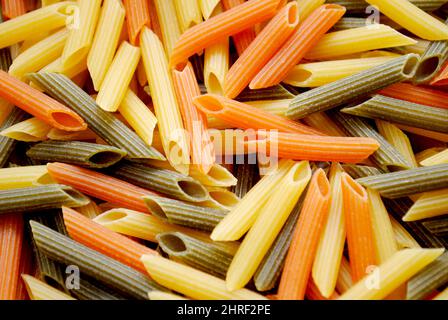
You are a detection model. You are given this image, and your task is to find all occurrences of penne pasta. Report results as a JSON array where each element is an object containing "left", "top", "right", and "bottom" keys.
[
  {"left": 226, "top": 161, "right": 311, "bottom": 291},
  {"left": 277, "top": 169, "right": 331, "bottom": 300},
  {"left": 339, "top": 249, "right": 444, "bottom": 300},
  {"left": 140, "top": 28, "right": 190, "bottom": 174},
  {"left": 96, "top": 41, "right": 141, "bottom": 112},
  {"left": 420, "top": 148, "right": 448, "bottom": 166},
  {"left": 173, "top": 0, "right": 202, "bottom": 32},
  {"left": 153, "top": 0, "right": 181, "bottom": 55},
  {"left": 365, "top": 0, "right": 448, "bottom": 41},
  {"left": 0, "top": 165, "right": 52, "bottom": 190},
  {"left": 1, "top": 117, "right": 52, "bottom": 142},
  {"left": 312, "top": 163, "right": 345, "bottom": 298},
  {"left": 22, "top": 275, "right": 75, "bottom": 300},
  {"left": 169, "top": 0, "right": 280, "bottom": 68},
  {"left": 199, "top": 0, "right": 220, "bottom": 20},
  {"left": 123, "top": 0, "right": 150, "bottom": 45},
  {"left": 380, "top": 83, "right": 448, "bottom": 110},
  {"left": 140, "top": 254, "right": 266, "bottom": 300},
  {"left": 0, "top": 70, "right": 86, "bottom": 132},
  {"left": 8, "top": 28, "right": 68, "bottom": 81},
  {"left": 88, "top": 0, "right": 125, "bottom": 90},
  {"left": 305, "top": 25, "right": 416, "bottom": 60},
  {"left": 61, "top": 0, "right": 101, "bottom": 69},
  {"left": 0, "top": 2, "right": 74, "bottom": 49},
  {"left": 0, "top": 108, "right": 26, "bottom": 168},
  {"left": 287, "top": 54, "right": 419, "bottom": 120},
  {"left": 250, "top": 4, "right": 346, "bottom": 89},
  {"left": 403, "top": 189, "right": 448, "bottom": 222}
]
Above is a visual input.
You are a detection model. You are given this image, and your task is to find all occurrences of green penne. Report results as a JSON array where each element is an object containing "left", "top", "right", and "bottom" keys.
[
  {"left": 27, "top": 73, "right": 164, "bottom": 161},
  {"left": 26, "top": 211, "right": 68, "bottom": 293},
  {"left": 342, "top": 95, "right": 448, "bottom": 133},
  {"left": 157, "top": 232, "right": 233, "bottom": 278},
  {"left": 357, "top": 164, "right": 448, "bottom": 199},
  {"left": 407, "top": 252, "right": 448, "bottom": 300},
  {"left": 327, "top": 0, "right": 448, "bottom": 13},
  {"left": 143, "top": 195, "right": 227, "bottom": 232},
  {"left": 253, "top": 190, "right": 306, "bottom": 292},
  {"left": 231, "top": 162, "right": 260, "bottom": 199},
  {"left": 287, "top": 54, "right": 419, "bottom": 120},
  {"left": 422, "top": 218, "right": 448, "bottom": 237},
  {"left": 0, "top": 108, "right": 27, "bottom": 168},
  {"left": 236, "top": 84, "right": 295, "bottom": 102},
  {"left": 342, "top": 164, "right": 384, "bottom": 179},
  {"left": 109, "top": 162, "right": 208, "bottom": 203},
  {"left": 332, "top": 17, "right": 369, "bottom": 31},
  {"left": 0, "top": 184, "right": 90, "bottom": 214},
  {"left": 414, "top": 18, "right": 448, "bottom": 84},
  {"left": 384, "top": 197, "right": 448, "bottom": 248},
  {"left": 332, "top": 112, "right": 411, "bottom": 171},
  {"left": 30, "top": 221, "right": 166, "bottom": 299},
  {"left": 71, "top": 277, "right": 127, "bottom": 300},
  {"left": 27, "top": 141, "right": 127, "bottom": 169}
]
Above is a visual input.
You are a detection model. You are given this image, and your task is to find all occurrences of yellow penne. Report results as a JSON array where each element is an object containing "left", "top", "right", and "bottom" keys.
[
  {"left": 174, "top": 0, "right": 202, "bottom": 32},
  {"left": 9, "top": 29, "right": 69, "bottom": 81},
  {"left": 402, "top": 189, "right": 448, "bottom": 222},
  {"left": 227, "top": 161, "right": 311, "bottom": 291},
  {"left": 312, "top": 163, "right": 345, "bottom": 298},
  {"left": 339, "top": 249, "right": 444, "bottom": 300},
  {"left": 118, "top": 89, "right": 157, "bottom": 146},
  {"left": 153, "top": 0, "right": 181, "bottom": 55},
  {"left": 398, "top": 38, "right": 430, "bottom": 55},
  {"left": 96, "top": 41, "right": 141, "bottom": 112},
  {"left": 200, "top": 186, "right": 240, "bottom": 211},
  {"left": 434, "top": 287, "right": 448, "bottom": 300},
  {"left": 416, "top": 148, "right": 447, "bottom": 163},
  {"left": 199, "top": 0, "right": 220, "bottom": 20},
  {"left": 304, "top": 112, "right": 347, "bottom": 137},
  {"left": 0, "top": 166, "right": 54, "bottom": 190},
  {"left": 37, "top": 54, "right": 87, "bottom": 82},
  {"left": 93, "top": 208, "right": 239, "bottom": 255},
  {"left": 0, "top": 2, "right": 74, "bottom": 49},
  {"left": 211, "top": 160, "right": 295, "bottom": 241},
  {"left": 20, "top": 32, "right": 53, "bottom": 53},
  {"left": 284, "top": 57, "right": 396, "bottom": 87},
  {"left": 140, "top": 255, "right": 267, "bottom": 300},
  {"left": 420, "top": 149, "right": 448, "bottom": 166},
  {"left": 140, "top": 28, "right": 190, "bottom": 175},
  {"left": 204, "top": 4, "right": 229, "bottom": 95},
  {"left": 376, "top": 120, "right": 418, "bottom": 168},
  {"left": 366, "top": 0, "right": 448, "bottom": 40},
  {"left": 305, "top": 25, "right": 417, "bottom": 60},
  {"left": 87, "top": 0, "right": 125, "bottom": 91},
  {"left": 148, "top": 291, "right": 188, "bottom": 300},
  {"left": 189, "top": 164, "right": 237, "bottom": 188},
  {"left": 390, "top": 216, "right": 421, "bottom": 249},
  {"left": 0, "top": 100, "right": 15, "bottom": 126},
  {"left": 46, "top": 128, "right": 97, "bottom": 141},
  {"left": 367, "top": 188, "right": 398, "bottom": 263},
  {"left": 42, "top": 0, "right": 63, "bottom": 6},
  {"left": 1, "top": 117, "right": 52, "bottom": 142},
  {"left": 335, "top": 257, "right": 353, "bottom": 294},
  {"left": 61, "top": 0, "right": 101, "bottom": 69},
  {"left": 22, "top": 275, "right": 76, "bottom": 300}
]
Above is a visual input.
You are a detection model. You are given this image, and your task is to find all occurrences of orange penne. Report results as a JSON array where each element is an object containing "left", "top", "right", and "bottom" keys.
[
  {"left": 221, "top": 0, "right": 257, "bottom": 56},
  {"left": 430, "top": 61, "right": 448, "bottom": 86},
  {"left": 194, "top": 94, "right": 324, "bottom": 135},
  {"left": 306, "top": 278, "right": 339, "bottom": 301},
  {"left": 0, "top": 214, "right": 23, "bottom": 300},
  {"left": 277, "top": 169, "right": 331, "bottom": 300},
  {"left": 63, "top": 207, "right": 156, "bottom": 274},
  {"left": 123, "top": 0, "right": 151, "bottom": 45},
  {"left": 172, "top": 62, "right": 215, "bottom": 174},
  {"left": 250, "top": 4, "right": 345, "bottom": 89},
  {"left": 379, "top": 83, "right": 448, "bottom": 110},
  {"left": 47, "top": 163, "right": 155, "bottom": 213},
  {"left": 1, "top": 0, "right": 27, "bottom": 20},
  {"left": 341, "top": 173, "right": 376, "bottom": 283},
  {"left": 15, "top": 240, "right": 33, "bottom": 300},
  {"left": 0, "top": 71, "right": 86, "bottom": 132},
  {"left": 224, "top": 2, "right": 299, "bottom": 99},
  {"left": 245, "top": 132, "right": 380, "bottom": 163},
  {"left": 147, "top": 0, "right": 163, "bottom": 42},
  {"left": 169, "top": 0, "right": 280, "bottom": 68}
]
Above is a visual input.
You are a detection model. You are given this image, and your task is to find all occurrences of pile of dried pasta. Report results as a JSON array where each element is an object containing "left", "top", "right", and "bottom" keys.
[{"left": 0, "top": 0, "right": 448, "bottom": 301}]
